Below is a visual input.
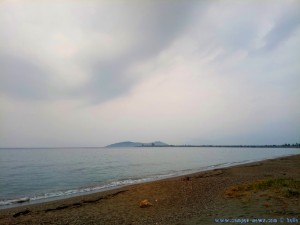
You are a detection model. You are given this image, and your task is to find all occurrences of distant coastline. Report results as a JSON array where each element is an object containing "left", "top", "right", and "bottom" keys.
[
  {"left": 106, "top": 141, "right": 300, "bottom": 148},
  {"left": 1, "top": 143, "right": 299, "bottom": 149},
  {"left": 146, "top": 144, "right": 300, "bottom": 148}
]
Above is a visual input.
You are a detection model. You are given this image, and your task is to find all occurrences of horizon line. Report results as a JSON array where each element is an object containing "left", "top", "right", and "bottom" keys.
[{"left": 1, "top": 143, "right": 299, "bottom": 149}]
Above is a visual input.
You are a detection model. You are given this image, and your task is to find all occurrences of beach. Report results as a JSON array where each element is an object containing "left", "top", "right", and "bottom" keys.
[{"left": 1, "top": 154, "right": 299, "bottom": 225}]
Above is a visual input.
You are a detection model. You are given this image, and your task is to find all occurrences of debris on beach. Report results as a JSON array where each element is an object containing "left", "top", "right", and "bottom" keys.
[{"left": 139, "top": 199, "right": 152, "bottom": 208}]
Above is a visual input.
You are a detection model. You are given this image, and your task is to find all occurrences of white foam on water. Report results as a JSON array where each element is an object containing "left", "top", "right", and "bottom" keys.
[{"left": 0, "top": 173, "right": 178, "bottom": 208}]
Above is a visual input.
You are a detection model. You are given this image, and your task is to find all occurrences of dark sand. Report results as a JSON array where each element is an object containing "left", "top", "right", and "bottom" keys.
[{"left": 1, "top": 154, "right": 299, "bottom": 225}]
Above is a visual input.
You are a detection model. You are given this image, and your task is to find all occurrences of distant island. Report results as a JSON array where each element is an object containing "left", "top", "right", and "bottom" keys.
[
  {"left": 106, "top": 141, "right": 300, "bottom": 148},
  {"left": 106, "top": 141, "right": 169, "bottom": 148}
]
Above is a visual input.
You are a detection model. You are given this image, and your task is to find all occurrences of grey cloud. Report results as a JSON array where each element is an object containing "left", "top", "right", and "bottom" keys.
[
  {"left": 80, "top": 62, "right": 134, "bottom": 103},
  {"left": 263, "top": 7, "right": 300, "bottom": 51},
  {"left": 0, "top": 54, "right": 51, "bottom": 100},
  {"left": 0, "top": 1, "right": 203, "bottom": 103},
  {"left": 79, "top": 1, "right": 204, "bottom": 104},
  {"left": 218, "top": 17, "right": 258, "bottom": 51}
]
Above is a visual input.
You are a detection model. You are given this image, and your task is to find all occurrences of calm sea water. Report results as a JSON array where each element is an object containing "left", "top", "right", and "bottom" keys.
[{"left": 0, "top": 147, "right": 299, "bottom": 208}]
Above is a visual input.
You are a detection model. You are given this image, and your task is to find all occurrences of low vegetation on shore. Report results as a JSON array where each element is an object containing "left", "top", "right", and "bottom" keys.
[{"left": 225, "top": 178, "right": 300, "bottom": 198}]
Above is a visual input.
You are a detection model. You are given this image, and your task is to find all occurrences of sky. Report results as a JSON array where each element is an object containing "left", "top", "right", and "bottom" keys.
[{"left": 0, "top": 0, "right": 299, "bottom": 147}]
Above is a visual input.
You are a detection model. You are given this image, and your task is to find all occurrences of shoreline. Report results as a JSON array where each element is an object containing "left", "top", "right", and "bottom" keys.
[
  {"left": 1, "top": 154, "right": 299, "bottom": 224},
  {"left": 1, "top": 153, "right": 297, "bottom": 210}
]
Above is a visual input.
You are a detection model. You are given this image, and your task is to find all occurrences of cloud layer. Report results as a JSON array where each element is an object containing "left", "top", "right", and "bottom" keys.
[{"left": 0, "top": 0, "right": 299, "bottom": 147}]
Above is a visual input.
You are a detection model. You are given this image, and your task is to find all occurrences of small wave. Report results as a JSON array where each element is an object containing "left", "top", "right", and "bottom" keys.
[
  {"left": 0, "top": 174, "right": 178, "bottom": 208},
  {"left": 0, "top": 197, "right": 30, "bottom": 206},
  {"left": 207, "top": 160, "right": 251, "bottom": 170}
]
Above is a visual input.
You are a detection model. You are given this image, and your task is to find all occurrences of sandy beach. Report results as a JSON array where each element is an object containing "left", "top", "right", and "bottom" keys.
[{"left": 0, "top": 154, "right": 299, "bottom": 225}]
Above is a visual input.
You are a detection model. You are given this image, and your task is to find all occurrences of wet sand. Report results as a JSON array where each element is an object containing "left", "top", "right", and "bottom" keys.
[{"left": 1, "top": 154, "right": 299, "bottom": 225}]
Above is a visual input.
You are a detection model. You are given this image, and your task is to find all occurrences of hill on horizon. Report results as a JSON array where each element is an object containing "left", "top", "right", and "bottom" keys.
[{"left": 105, "top": 141, "right": 169, "bottom": 148}]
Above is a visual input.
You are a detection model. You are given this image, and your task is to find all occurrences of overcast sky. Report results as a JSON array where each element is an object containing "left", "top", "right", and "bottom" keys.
[{"left": 0, "top": 0, "right": 299, "bottom": 147}]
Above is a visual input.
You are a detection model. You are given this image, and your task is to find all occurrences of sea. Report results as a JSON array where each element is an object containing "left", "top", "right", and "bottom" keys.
[{"left": 0, "top": 147, "right": 299, "bottom": 209}]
